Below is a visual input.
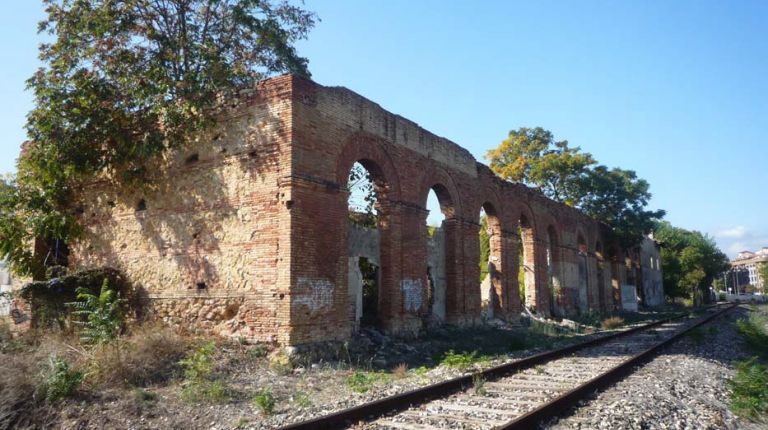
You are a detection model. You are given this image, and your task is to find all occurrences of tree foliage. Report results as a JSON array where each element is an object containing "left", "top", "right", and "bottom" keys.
[
  {"left": 486, "top": 127, "right": 596, "bottom": 205},
  {"left": 1, "top": 0, "right": 316, "bottom": 277},
  {"left": 653, "top": 221, "right": 730, "bottom": 304},
  {"left": 486, "top": 127, "right": 665, "bottom": 247}
]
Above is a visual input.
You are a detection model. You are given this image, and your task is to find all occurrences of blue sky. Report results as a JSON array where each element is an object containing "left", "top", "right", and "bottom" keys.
[{"left": 1, "top": 1, "right": 766, "bottom": 257}]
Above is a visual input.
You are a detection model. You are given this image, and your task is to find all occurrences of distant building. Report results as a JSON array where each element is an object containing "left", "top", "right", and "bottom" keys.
[{"left": 726, "top": 248, "right": 768, "bottom": 294}]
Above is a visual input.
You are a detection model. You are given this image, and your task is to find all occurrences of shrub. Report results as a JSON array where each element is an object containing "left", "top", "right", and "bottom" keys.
[
  {"left": 601, "top": 316, "right": 625, "bottom": 330},
  {"left": 253, "top": 387, "right": 276, "bottom": 415},
  {"left": 179, "top": 341, "right": 229, "bottom": 403},
  {"left": 730, "top": 358, "right": 768, "bottom": 421},
  {"left": 39, "top": 356, "right": 83, "bottom": 402},
  {"left": 20, "top": 267, "right": 134, "bottom": 330},
  {"left": 68, "top": 279, "right": 126, "bottom": 345}
]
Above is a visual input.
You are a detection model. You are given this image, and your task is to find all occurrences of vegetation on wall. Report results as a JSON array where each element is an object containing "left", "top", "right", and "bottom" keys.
[
  {"left": 0, "top": 0, "right": 316, "bottom": 278},
  {"left": 653, "top": 221, "right": 730, "bottom": 304},
  {"left": 486, "top": 127, "right": 665, "bottom": 248}
]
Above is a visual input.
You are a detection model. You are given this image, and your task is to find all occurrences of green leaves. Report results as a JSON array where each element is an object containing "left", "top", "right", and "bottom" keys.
[
  {"left": 486, "top": 127, "right": 664, "bottom": 247},
  {"left": 2, "top": 1, "right": 316, "bottom": 277},
  {"left": 68, "top": 278, "right": 125, "bottom": 344},
  {"left": 654, "top": 221, "right": 730, "bottom": 301}
]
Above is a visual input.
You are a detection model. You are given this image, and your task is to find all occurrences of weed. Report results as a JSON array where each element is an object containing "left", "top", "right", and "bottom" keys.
[
  {"left": 293, "top": 390, "right": 312, "bottom": 408},
  {"left": 736, "top": 313, "right": 768, "bottom": 355},
  {"left": 269, "top": 351, "right": 293, "bottom": 375},
  {"left": 346, "top": 370, "right": 390, "bottom": 393},
  {"left": 132, "top": 387, "right": 157, "bottom": 403},
  {"left": 39, "top": 356, "right": 83, "bottom": 402},
  {"left": 601, "top": 316, "right": 625, "bottom": 330},
  {"left": 472, "top": 374, "right": 487, "bottom": 395},
  {"left": 412, "top": 366, "right": 430, "bottom": 379},
  {"left": 707, "top": 325, "right": 719, "bottom": 335},
  {"left": 534, "top": 365, "right": 545, "bottom": 375},
  {"left": 179, "top": 341, "right": 229, "bottom": 403},
  {"left": 248, "top": 344, "right": 269, "bottom": 359},
  {"left": 253, "top": 387, "right": 276, "bottom": 415},
  {"left": 233, "top": 416, "right": 250, "bottom": 428},
  {"left": 730, "top": 358, "right": 768, "bottom": 421},
  {"left": 440, "top": 350, "right": 488, "bottom": 372},
  {"left": 391, "top": 363, "right": 408, "bottom": 379}
]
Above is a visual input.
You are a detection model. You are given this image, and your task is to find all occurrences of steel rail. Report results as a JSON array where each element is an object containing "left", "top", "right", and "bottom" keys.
[
  {"left": 497, "top": 303, "right": 737, "bottom": 430},
  {"left": 278, "top": 305, "right": 725, "bottom": 430}
]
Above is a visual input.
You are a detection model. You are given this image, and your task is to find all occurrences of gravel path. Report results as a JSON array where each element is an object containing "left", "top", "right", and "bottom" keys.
[{"left": 546, "top": 306, "right": 762, "bottom": 430}]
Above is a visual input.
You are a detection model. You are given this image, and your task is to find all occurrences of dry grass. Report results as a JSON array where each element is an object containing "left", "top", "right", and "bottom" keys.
[
  {"left": 88, "top": 324, "right": 190, "bottom": 387},
  {"left": 601, "top": 316, "right": 625, "bottom": 330},
  {"left": 391, "top": 363, "right": 408, "bottom": 379}
]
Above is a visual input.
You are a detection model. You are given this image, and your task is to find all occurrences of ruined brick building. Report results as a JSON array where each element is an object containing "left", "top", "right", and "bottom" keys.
[{"left": 60, "top": 75, "right": 663, "bottom": 347}]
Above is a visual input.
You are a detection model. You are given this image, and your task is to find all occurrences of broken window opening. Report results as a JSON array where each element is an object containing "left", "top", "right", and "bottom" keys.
[
  {"left": 425, "top": 187, "right": 449, "bottom": 323},
  {"left": 347, "top": 162, "right": 378, "bottom": 228},
  {"left": 479, "top": 204, "right": 501, "bottom": 319}
]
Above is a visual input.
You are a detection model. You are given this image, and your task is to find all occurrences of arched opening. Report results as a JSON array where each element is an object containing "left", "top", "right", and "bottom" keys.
[
  {"left": 518, "top": 214, "right": 536, "bottom": 310},
  {"left": 546, "top": 225, "right": 561, "bottom": 317},
  {"left": 576, "top": 234, "right": 589, "bottom": 313},
  {"left": 479, "top": 203, "right": 502, "bottom": 319},
  {"left": 595, "top": 241, "right": 606, "bottom": 312},
  {"left": 346, "top": 161, "right": 387, "bottom": 329},
  {"left": 425, "top": 186, "right": 452, "bottom": 324}
]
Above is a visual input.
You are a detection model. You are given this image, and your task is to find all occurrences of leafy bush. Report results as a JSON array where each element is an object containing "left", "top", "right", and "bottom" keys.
[
  {"left": 39, "top": 356, "right": 83, "bottom": 402},
  {"left": 179, "top": 341, "right": 229, "bottom": 403},
  {"left": 20, "top": 267, "right": 133, "bottom": 329},
  {"left": 730, "top": 358, "right": 768, "bottom": 421},
  {"left": 68, "top": 279, "right": 125, "bottom": 344},
  {"left": 253, "top": 387, "right": 276, "bottom": 415},
  {"left": 601, "top": 316, "right": 625, "bottom": 329}
]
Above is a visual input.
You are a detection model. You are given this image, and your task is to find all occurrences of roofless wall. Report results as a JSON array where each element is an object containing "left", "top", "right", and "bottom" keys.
[{"left": 64, "top": 75, "right": 659, "bottom": 346}]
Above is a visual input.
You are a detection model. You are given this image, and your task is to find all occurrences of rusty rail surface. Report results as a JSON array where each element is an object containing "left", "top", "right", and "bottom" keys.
[{"left": 278, "top": 304, "right": 730, "bottom": 430}]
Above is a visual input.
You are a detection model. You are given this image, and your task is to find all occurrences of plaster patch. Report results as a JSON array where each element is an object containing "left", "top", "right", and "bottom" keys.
[
  {"left": 400, "top": 279, "right": 423, "bottom": 312},
  {"left": 294, "top": 278, "right": 334, "bottom": 313}
]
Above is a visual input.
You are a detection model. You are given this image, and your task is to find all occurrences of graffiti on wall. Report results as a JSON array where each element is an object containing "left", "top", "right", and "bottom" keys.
[
  {"left": 293, "top": 278, "right": 334, "bottom": 313},
  {"left": 400, "top": 279, "right": 423, "bottom": 312}
]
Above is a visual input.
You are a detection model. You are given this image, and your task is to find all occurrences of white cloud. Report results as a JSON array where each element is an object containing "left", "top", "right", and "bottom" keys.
[{"left": 716, "top": 225, "right": 747, "bottom": 239}]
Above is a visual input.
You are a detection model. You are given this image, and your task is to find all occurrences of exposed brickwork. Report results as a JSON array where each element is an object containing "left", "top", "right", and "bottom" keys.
[{"left": 63, "top": 75, "right": 662, "bottom": 347}]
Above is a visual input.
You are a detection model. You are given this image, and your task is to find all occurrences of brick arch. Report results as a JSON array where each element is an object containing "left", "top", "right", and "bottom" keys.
[
  {"left": 335, "top": 133, "right": 402, "bottom": 202},
  {"left": 418, "top": 166, "right": 462, "bottom": 220}
]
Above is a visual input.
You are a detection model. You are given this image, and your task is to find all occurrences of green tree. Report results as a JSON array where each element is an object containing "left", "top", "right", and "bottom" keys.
[
  {"left": 653, "top": 221, "right": 730, "bottom": 304},
  {"left": 1, "top": 0, "right": 316, "bottom": 277},
  {"left": 486, "top": 127, "right": 664, "bottom": 247},
  {"left": 577, "top": 165, "right": 666, "bottom": 248},
  {"left": 486, "top": 127, "right": 596, "bottom": 205}
]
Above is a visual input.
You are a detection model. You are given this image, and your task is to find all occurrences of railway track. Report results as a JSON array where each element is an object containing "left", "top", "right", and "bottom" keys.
[{"left": 280, "top": 304, "right": 735, "bottom": 430}]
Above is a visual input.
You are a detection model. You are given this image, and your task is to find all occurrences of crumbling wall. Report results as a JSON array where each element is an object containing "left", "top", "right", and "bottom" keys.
[{"left": 69, "top": 77, "right": 296, "bottom": 343}]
